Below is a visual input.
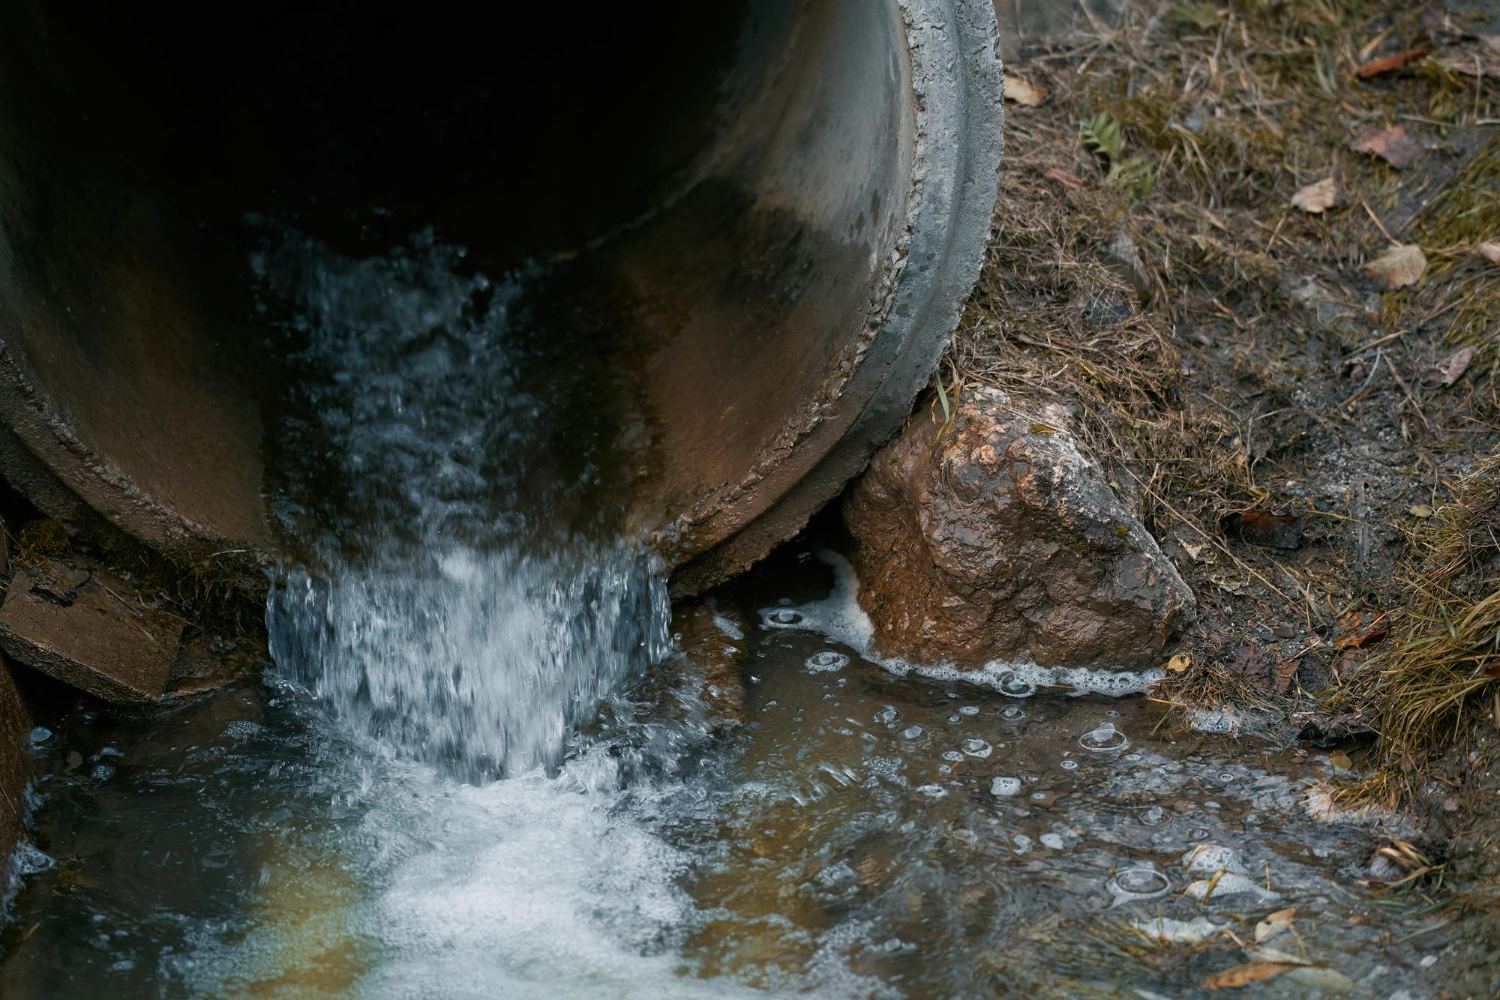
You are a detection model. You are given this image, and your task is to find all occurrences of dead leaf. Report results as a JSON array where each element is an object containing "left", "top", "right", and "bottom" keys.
[
  {"left": 1362, "top": 243, "right": 1426, "bottom": 289},
  {"left": 1424, "top": 346, "right": 1477, "bottom": 386},
  {"left": 1334, "top": 610, "right": 1391, "bottom": 649},
  {"left": 1166, "top": 653, "right": 1191, "bottom": 673},
  {"left": 1330, "top": 750, "right": 1353, "bottom": 770},
  {"left": 1291, "top": 177, "right": 1338, "bottom": 214},
  {"left": 1043, "top": 167, "right": 1082, "bottom": 190},
  {"left": 1004, "top": 74, "right": 1047, "bottom": 107},
  {"left": 1254, "top": 908, "right": 1296, "bottom": 943},
  {"left": 1181, "top": 540, "right": 1206, "bottom": 561},
  {"left": 1212, "top": 574, "right": 1246, "bottom": 595},
  {"left": 1356, "top": 46, "right": 1428, "bottom": 78},
  {"left": 1407, "top": 504, "right": 1434, "bottom": 518},
  {"left": 1204, "top": 962, "right": 1299, "bottom": 989},
  {"left": 1229, "top": 511, "right": 1303, "bottom": 550},
  {"left": 1350, "top": 125, "right": 1418, "bottom": 169},
  {"left": 1477, "top": 242, "right": 1500, "bottom": 263}
]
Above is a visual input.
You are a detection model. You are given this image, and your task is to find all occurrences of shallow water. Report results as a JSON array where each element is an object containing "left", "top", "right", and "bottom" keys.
[{"left": 0, "top": 547, "right": 1479, "bottom": 998}]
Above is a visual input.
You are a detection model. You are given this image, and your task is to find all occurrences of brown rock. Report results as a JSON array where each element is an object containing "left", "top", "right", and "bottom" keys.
[
  {"left": 0, "top": 561, "right": 182, "bottom": 704},
  {"left": 842, "top": 390, "right": 1194, "bottom": 669}
]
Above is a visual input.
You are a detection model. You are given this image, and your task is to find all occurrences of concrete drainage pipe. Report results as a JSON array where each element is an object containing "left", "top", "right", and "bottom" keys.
[{"left": 0, "top": 0, "right": 1003, "bottom": 594}]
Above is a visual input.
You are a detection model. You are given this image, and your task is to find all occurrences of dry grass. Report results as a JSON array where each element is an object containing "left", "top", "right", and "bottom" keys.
[
  {"left": 953, "top": 0, "right": 1500, "bottom": 811},
  {"left": 1359, "top": 451, "right": 1499, "bottom": 775}
]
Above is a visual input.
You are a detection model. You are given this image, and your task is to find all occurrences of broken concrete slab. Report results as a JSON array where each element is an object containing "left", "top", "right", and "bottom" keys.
[
  {"left": 0, "top": 561, "right": 183, "bottom": 704},
  {"left": 843, "top": 388, "right": 1195, "bottom": 670}
]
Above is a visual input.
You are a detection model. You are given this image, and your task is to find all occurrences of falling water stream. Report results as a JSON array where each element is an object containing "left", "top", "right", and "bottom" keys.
[{"left": 0, "top": 234, "right": 1490, "bottom": 997}]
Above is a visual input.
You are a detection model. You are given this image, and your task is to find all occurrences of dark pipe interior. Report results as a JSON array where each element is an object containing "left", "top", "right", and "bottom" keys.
[
  {"left": 0, "top": 0, "right": 917, "bottom": 584},
  {"left": 36, "top": 3, "right": 745, "bottom": 260}
]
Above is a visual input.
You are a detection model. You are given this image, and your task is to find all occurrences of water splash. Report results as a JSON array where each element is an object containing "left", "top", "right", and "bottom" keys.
[{"left": 252, "top": 225, "right": 670, "bottom": 779}]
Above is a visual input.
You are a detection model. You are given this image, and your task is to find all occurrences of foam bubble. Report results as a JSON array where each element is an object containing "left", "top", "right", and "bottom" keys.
[
  {"left": 1060, "top": 759, "right": 1079, "bottom": 771},
  {"left": 990, "top": 777, "right": 1022, "bottom": 797},
  {"left": 1079, "top": 724, "right": 1129, "bottom": 753},
  {"left": 1188, "top": 709, "right": 1240, "bottom": 735},
  {"left": 806, "top": 650, "right": 849, "bottom": 673},
  {"left": 1108, "top": 866, "right": 1170, "bottom": 903},
  {"left": 915, "top": 784, "right": 947, "bottom": 799},
  {"left": 760, "top": 608, "right": 805, "bottom": 629},
  {"left": 961, "top": 738, "right": 992, "bottom": 759}
]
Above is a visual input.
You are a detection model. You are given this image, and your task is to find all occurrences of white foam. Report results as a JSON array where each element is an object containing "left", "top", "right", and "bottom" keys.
[
  {"left": 769, "top": 552, "right": 1164, "bottom": 697},
  {"left": 990, "top": 776, "right": 1022, "bottom": 797},
  {"left": 183, "top": 751, "right": 763, "bottom": 1000},
  {"left": 1189, "top": 709, "right": 1241, "bottom": 735},
  {"left": 1132, "top": 916, "right": 1219, "bottom": 944},
  {"left": 711, "top": 612, "right": 744, "bottom": 641}
]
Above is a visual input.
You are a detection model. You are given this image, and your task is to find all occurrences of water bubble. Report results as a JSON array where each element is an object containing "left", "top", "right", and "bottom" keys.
[
  {"left": 1000, "top": 705, "right": 1026, "bottom": 721},
  {"left": 1122, "top": 752, "right": 1142, "bottom": 762},
  {"left": 901, "top": 725, "right": 926, "bottom": 741},
  {"left": 1107, "top": 710, "right": 1120, "bottom": 718},
  {"left": 1188, "top": 828, "right": 1210, "bottom": 841},
  {"left": 997, "top": 672, "right": 1036, "bottom": 698},
  {"left": 1060, "top": 759, "right": 1079, "bottom": 771},
  {"left": 806, "top": 650, "right": 849, "bottom": 673},
  {"left": 27, "top": 727, "right": 52, "bottom": 746},
  {"left": 990, "top": 776, "right": 1022, "bottom": 797},
  {"left": 874, "top": 706, "right": 902, "bottom": 727},
  {"left": 962, "top": 738, "right": 992, "bottom": 759},
  {"left": 761, "top": 608, "right": 805, "bottom": 628},
  {"left": 1108, "top": 867, "right": 1170, "bottom": 900},
  {"left": 915, "top": 784, "right": 947, "bottom": 799},
  {"left": 1080, "top": 723, "right": 1129, "bottom": 753},
  {"left": 1030, "top": 792, "right": 1047, "bottom": 801},
  {"left": 1140, "top": 805, "right": 1166, "bottom": 826},
  {"left": 936, "top": 764, "right": 952, "bottom": 774},
  {"left": 1217, "top": 771, "right": 1236, "bottom": 783},
  {"left": 941, "top": 750, "right": 965, "bottom": 762},
  {"left": 13, "top": 844, "right": 55, "bottom": 876},
  {"left": 91, "top": 765, "right": 115, "bottom": 781},
  {"left": 959, "top": 705, "right": 979, "bottom": 716},
  {"left": 947, "top": 715, "right": 961, "bottom": 724}
]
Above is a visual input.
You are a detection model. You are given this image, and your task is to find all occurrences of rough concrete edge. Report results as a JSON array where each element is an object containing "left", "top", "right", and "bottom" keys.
[
  {"left": 670, "top": 0, "right": 1005, "bottom": 597},
  {"left": 0, "top": 342, "right": 245, "bottom": 559}
]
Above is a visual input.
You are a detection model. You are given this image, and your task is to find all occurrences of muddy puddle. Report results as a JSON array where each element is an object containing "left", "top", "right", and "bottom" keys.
[{"left": 0, "top": 547, "right": 1479, "bottom": 998}]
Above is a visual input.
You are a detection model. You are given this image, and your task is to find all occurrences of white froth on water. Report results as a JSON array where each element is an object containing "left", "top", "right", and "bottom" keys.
[
  {"left": 182, "top": 752, "right": 761, "bottom": 1000},
  {"left": 767, "top": 552, "right": 1165, "bottom": 697},
  {"left": 1188, "top": 709, "right": 1241, "bottom": 735},
  {"left": 990, "top": 776, "right": 1022, "bottom": 797},
  {"left": 1131, "top": 916, "right": 1219, "bottom": 944}
]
